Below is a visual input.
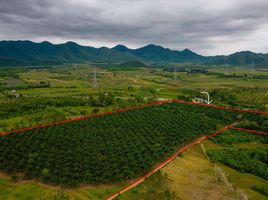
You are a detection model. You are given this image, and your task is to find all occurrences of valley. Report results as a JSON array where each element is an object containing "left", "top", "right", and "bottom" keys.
[{"left": 0, "top": 64, "right": 267, "bottom": 199}]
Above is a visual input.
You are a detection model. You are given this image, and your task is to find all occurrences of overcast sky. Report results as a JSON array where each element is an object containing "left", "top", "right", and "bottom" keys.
[{"left": 0, "top": 0, "right": 268, "bottom": 55}]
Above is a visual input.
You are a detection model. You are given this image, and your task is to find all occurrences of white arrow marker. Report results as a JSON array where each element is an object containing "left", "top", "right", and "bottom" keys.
[{"left": 201, "top": 91, "right": 213, "bottom": 104}]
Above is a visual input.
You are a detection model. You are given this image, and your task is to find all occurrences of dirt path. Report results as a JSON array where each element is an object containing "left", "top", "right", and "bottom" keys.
[
  {"left": 214, "top": 166, "right": 248, "bottom": 200},
  {"left": 214, "top": 166, "right": 234, "bottom": 190}
]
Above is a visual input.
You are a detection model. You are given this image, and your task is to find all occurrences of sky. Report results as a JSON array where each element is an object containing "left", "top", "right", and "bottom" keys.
[{"left": 0, "top": 0, "right": 268, "bottom": 55}]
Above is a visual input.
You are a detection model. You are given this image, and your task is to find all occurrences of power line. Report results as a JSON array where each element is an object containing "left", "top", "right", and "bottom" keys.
[
  {"left": 174, "top": 66, "right": 177, "bottom": 80},
  {"left": 93, "top": 66, "right": 98, "bottom": 88}
]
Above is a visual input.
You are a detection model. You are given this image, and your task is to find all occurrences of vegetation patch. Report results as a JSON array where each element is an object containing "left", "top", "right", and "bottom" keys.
[
  {"left": 252, "top": 184, "right": 268, "bottom": 197},
  {"left": 209, "top": 129, "right": 268, "bottom": 146},
  {"left": 207, "top": 148, "right": 268, "bottom": 180},
  {"left": 237, "top": 113, "right": 268, "bottom": 132}
]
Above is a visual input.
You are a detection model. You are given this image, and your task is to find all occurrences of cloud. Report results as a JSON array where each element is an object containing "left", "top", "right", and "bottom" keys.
[{"left": 0, "top": 0, "right": 268, "bottom": 55}]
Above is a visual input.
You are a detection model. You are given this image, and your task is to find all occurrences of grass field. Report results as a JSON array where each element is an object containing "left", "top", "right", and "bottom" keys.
[{"left": 0, "top": 173, "right": 125, "bottom": 200}]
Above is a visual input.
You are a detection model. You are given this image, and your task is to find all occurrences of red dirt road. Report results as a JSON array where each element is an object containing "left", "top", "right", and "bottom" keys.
[
  {"left": 1, "top": 99, "right": 267, "bottom": 136},
  {"left": 232, "top": 127, "right": 268, "bottom": 135},
  {"left": 172, "top": 99, "right": 268, "bottom": 115},
  {"left": 0, "top": 100, "right": 169, "bottom": 136}
]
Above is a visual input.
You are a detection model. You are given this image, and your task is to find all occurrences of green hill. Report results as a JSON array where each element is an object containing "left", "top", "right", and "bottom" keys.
[
  {"left": 0, "top": 40, "right": 268, "bottom": 67},
  {"left": 0, "top": 41, "right": 139, "bottom": 66}
]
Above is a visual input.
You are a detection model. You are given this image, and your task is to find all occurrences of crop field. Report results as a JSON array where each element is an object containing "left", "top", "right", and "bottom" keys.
[{"left": 0, "top": 102, "right": 241, "bottom": 188}]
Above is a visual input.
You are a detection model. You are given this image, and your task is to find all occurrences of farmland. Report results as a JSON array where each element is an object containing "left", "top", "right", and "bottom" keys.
[
  {"left": 0, "top": 65, "right": 267, "bottom": 199},
  {"left": 0, "top": 65, "right": 267, "bottom": 133},
  {"left": 1, "top": 1, "right": 268, "bottom": 199}
]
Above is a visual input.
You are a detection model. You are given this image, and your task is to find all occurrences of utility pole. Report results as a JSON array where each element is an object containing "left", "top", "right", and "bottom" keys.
[
  {"left": 174, "top": 66, "right": 177, "bottom": 80},
  {"left": 93, "top": 66, "right": 98, "bottom": 88}
]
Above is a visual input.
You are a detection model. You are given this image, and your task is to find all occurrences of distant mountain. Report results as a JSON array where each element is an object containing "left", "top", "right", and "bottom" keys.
[
  {"left": 0, "top": 40, "right": 140, "bottom": 66},
  {"left": 113, "top": 44, "right": 205, "bottom": 62},
  {"left": 0, "top": 40, "right": 268, "bottom": 67},
  {"left": 112, "top": 44, "right": 130, "bottom": 53},
  {"left": 207, "top": 51, "right": 268, "bottom": 66}
]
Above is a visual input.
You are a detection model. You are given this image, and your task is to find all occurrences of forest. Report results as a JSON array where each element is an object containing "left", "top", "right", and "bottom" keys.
[{"left": 0, "top": 102, "right": 240, "bottom": 187}]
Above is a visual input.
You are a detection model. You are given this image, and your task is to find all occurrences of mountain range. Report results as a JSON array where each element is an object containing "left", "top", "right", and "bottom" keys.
[{"left": 0, "top": 40, "right": 268, "bottom": 67}]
